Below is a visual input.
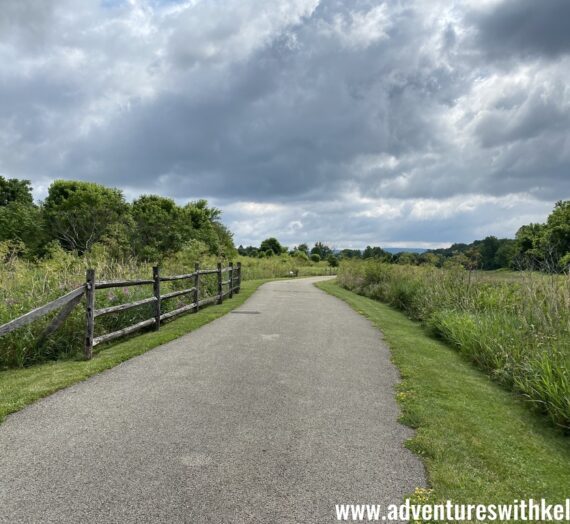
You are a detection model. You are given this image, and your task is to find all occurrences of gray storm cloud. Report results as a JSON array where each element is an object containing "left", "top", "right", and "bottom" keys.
[{"left": 0, "top": 0, "right": 568, "bottom": 247}]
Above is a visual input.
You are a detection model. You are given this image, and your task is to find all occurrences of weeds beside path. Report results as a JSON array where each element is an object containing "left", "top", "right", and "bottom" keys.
[
  {"left": 316, "top": 280, "right": 570, "bottom": 508},
  {"left": 0, "top": 279, "right": 269, "bottom": 424}
]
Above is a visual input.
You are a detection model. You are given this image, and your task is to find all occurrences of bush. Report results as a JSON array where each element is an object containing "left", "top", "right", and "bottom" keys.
[
  {"left": 337, "top": 260, "right": 570, "bottom": 430},
  {"left": 310, "top": 253, "right": 321, "bottom": 263}
]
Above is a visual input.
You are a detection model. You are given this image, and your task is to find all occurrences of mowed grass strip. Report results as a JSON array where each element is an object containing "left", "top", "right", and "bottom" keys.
[
  {"left": 316, "top": 280, "right": 570, "bottom": 506},
  {"left": 0, "top": 279, "right": 269, "bottom": 424}
]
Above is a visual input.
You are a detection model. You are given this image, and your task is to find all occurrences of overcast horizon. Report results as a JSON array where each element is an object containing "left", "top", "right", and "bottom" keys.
[{"left": 1, "top": 0, "right": 569, "bottom": 249}]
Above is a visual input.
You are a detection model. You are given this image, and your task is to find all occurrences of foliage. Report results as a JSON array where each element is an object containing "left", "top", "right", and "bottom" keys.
[
  {"left": 43, "top": 180, "right": 130, "bottom": 254},
  {"left": 337, "top": 260, "right": 570, "bottom": 430},
  {"left": 326, "top": 254, "right": 339, "bottom": 267},
  {"left": 0, "top": 177, "right": 34, "bottom": 206},
  {"left": 0, "top": 178, "right": 235, "bottom": 261},
  {"left": 131, "top": 195, "right": 187, "bottom": 261},
  {"left": 363, "top": 245, "right": 391, "bottom": 260},
  {"left": 259, "top": 237, "right": 284, "bottom": 255},
  {"left": 310, "top": 241, "right": 332, "bottom": 259}
]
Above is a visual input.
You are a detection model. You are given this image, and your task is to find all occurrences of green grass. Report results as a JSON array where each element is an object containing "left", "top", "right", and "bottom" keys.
[
  {"left": 316, "top": 280, "right": 570, "bottom": 511},
  {"left": 0, "top": 279, "right": 268, "bottom": 424}
]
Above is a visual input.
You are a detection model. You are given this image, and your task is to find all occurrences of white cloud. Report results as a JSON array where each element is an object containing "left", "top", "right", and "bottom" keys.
[{"left": 0, "top": 0, "right": 568, "bottom": 248}]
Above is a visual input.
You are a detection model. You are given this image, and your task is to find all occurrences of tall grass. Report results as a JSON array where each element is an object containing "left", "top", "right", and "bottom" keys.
[
  {"left": 337, "top": 260, "right": 570, "bottom": 430},
  {"left": 237, "top": 255, "right": 336, "bottom": 280},
  {"left": 0, "top": 243, "right": 334, "bottom": 368}
]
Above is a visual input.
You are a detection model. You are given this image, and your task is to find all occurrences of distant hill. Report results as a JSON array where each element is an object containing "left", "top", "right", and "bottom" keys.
[{"left": 383, "top": 247, "right": 427, "bottom": 255}]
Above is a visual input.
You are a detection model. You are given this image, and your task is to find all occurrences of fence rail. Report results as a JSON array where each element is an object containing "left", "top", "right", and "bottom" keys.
[{"left": 0, "top": 262, "right": 242, "bottom": 360}]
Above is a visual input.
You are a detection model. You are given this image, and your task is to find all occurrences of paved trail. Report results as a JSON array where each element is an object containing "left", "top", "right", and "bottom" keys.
[{"left": 0, "top": 277, "right": 425, "bottom": 523}]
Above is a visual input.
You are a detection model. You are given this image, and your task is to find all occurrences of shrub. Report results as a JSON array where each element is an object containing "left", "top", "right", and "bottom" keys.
[{"left": 337, "top": 260, "right": 570, "bottom": 430}]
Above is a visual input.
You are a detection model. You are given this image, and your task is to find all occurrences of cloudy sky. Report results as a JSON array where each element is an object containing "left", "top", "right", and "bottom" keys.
[{"left": 1, "top": 0, "right": 569, "bottom": 248}]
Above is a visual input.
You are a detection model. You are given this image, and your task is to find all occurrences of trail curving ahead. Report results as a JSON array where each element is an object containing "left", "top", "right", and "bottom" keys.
[{"left": 0, "top": 277, "right": 425, "bottom": 523}]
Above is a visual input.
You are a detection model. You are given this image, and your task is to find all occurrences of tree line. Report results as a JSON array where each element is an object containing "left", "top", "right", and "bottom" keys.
[
  {"left": 427, "top": 201, "right": 570, "bottom": 271},
  {"left": 0, "top": 177, "right": 235, "bottom": 261},
  {"left": 238, "top": 200, "right": 570, "bottom": 272},
  {"left": 2, "top": 175, "right": 567, "bottom": 272}
]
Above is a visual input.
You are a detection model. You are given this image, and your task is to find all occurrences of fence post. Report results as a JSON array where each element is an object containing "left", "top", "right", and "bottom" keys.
[
  {"left": 229, "top": 262, "right": 234, "bottom": 299},
  {"left": 85, "top": 268, "right": 95, "bottom": 360},
  {"left": 217, "top": 262, "right": 223, "bottom": 304},
  {"left": 236, "top": 262, "right": 242, "bottom": 294},
  {"left": 194, "top": 262, "right": 200, "bottom": 312},
  {"left": 153, "top": 266, "right": 161, "bottom": 331}
]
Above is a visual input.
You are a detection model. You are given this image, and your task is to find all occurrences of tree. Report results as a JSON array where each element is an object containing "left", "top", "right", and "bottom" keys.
[
  {"left": 297, "top": 243, "right": 309, "bottom": 254},
  {"left": 363, "top": 246, "right": 391, "bottom": 261},
  {"left": 544, "top": 201, "right": 570, "bottom": 266},
  {"left": 339, "top": 249, "right": 362, "bottom": 259},
  {"left": 0, "top": 177, "right": 33, "bottom": 206},
  {"left": 131, "top": 195, "right": 186, "bottom": 260},
  {"left": 515, "top": 223, "right": 546, "bottom": 268},
  {"left": 238, "top": 245, "right": 259, "bottom": 257},
  {"left": 494, "top": 239, "right": 516, "bottom": 269},
  {"left": 259, "top": 237, "right": 283, "bottom": 255},
  {"left": 326, "top": 254, "right": 339, "bottom": 267},
  {"left": 43, "top": 180, "right": 129, "bottom": 254},
  {"left": 0, "top": 176, "right": 43, "bottom": 254},
  {"left": 396, "top": 252, "right": 419, "bottom": 265},
  {"left": 291, "top": 249, "right": 309, "bottom": 262},
  {"left": 311, "top": 242, "right": 332, "bottom": 259},
  {"left": 0, "top": 201, "right": 44, "bottom": 254},
  {"left": 310, "top": 253, "right": 321, "bottom": 263},
  {"left": 419, "top": 252, "right": 440, "bottom": 266}
]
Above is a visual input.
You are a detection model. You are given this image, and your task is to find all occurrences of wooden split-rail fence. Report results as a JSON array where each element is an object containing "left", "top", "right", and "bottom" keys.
[{"left": 0, "top": 262, "right": 242, "bottom": 360}]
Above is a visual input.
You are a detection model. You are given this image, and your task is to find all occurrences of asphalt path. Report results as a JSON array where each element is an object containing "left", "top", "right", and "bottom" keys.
[{"left": 0, "top": 277, "right": 425, "bottom": 523}]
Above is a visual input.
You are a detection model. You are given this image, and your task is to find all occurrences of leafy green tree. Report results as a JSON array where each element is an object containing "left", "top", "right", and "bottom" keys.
[
  {"left": 310, "top": 253, "right": 320, "bottom": 262},
  {"left": 478, "top": 236, "right": 500, "bottom": 269},
  {"left": 131, "top": 195, "right": 186, "bottom": 260},
  {"left": 396, "top": 252, "right": 419, "bottom": 265},
  {"left": 515, "top": 223, "right": 546, "bottom": 268},
  {"left": 363, "top": 246, "right": 391, "bottom": 261},
  {"left": 0, "top": 176, "right": 43, "bottom": 254},
  {"left": 291, "top": 249, "right": 309, "bottom": 262},
  {"left": 260, "top": 237, "right": 283, "bottom": 255},
  {"left": 419, "top": 252, "right": 441, "bottom": 266},
  {"left": 297, "top": 243, "right": 309, "bottom": 254},
  {"left": 544, "top": 201, "right": 570, "bottom": 266},
  {"left": 0, "top": 177, "right": 33, "bottom": 206},
  {"left": 326, "top": 254, "right": 339, "bottom": 267},
  {"left": 238, "top": 245, "right": 259, "bottom": 257},
  {"left": 0, "top": 201, "right": 44, "bottom": 254},
  {"left": 181, "top": 200, "right": 235, "bottom": 257},
  {"left": 311, "top": 242, "right": 332, "bottom": 259},
  {"left": 339, "top": 248, "right": 362, "bottom": 259},
  {"left": 43, "top": 180, "right": 129, "bottom": 254},
  {"left": 494, "top": 239, "right": 516, "bottom": 269}
]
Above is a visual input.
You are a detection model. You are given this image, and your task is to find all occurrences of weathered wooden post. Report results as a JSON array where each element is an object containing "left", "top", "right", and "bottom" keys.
[
  {"left": 236, "top": 262, "right": 242, "bottom": 294},
  {"left": 194, "top": 262, "right": 200, "bottom": 312},
  {"left": 85, "top": 268, "right": 95, "bottom": 360},
  {"left": 153, "top": 266, "right": 161, "bottom": 331},
  {"left": 217, "top": 262, "right": 223, "bottom": 304},
  {"left": 229, "top": 262, "right": 234, "bottom": 299}
]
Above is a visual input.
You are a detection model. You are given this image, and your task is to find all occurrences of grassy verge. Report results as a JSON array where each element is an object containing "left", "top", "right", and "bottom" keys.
[
  {"left": 0, "top": 279, "right": 268, "bottom": 424},
  {"left": 316, "top": 280, "right": 570, "bottom": 510}
]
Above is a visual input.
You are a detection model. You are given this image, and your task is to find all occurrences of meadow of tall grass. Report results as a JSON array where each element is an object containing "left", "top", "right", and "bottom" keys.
[
  {"left": 337, "top": 260, "right": 570, "bottom": 430},
  {"left": 0, "top": 241, "right": 334, "bottom": 369}
]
